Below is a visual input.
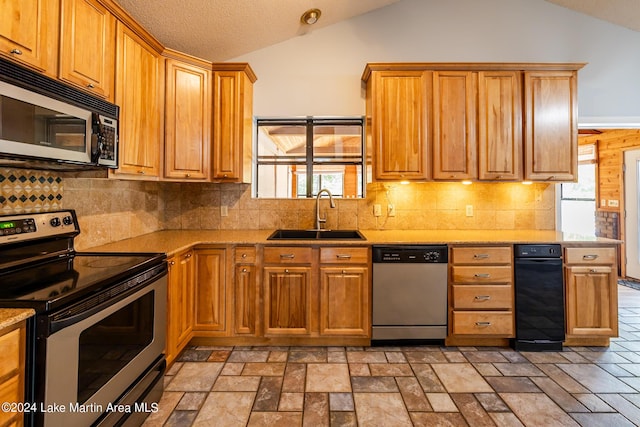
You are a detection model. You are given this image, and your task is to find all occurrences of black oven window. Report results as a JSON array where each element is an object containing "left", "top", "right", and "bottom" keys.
[{"left": 77, "top": 292, "right": 154, "bottom": 403}]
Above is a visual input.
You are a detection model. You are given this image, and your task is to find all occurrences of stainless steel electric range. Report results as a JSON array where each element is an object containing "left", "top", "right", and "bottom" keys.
[{"left": 0, "top": 210, "right": 167, "bottom": 427}]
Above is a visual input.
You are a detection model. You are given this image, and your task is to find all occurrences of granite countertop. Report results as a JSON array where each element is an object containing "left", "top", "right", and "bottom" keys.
[
  {"left": 87, "top": 229, "right": 621, "bottom": 257},
  {"left": 0, "top": 308, "right": 34, "bottom": 330}
]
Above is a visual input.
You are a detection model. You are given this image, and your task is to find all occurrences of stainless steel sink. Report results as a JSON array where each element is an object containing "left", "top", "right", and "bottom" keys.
[{"left": 267, "top": 229, "right": 366, "bottom": 240}]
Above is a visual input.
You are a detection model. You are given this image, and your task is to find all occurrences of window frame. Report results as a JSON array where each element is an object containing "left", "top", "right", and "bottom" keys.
[{"left": 254, "top": 116, "right": 365, "bottom": 198}]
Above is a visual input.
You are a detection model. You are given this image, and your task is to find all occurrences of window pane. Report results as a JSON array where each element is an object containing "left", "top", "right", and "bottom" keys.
[
  {"left": 313, "top": 124, "right": 362, "bottom": 162},
  {"left": 562, "top": 163, "right": 595, "bottom": 200},
  {"left": 258, "top": 124, "right": 307, "bottom": 162}
]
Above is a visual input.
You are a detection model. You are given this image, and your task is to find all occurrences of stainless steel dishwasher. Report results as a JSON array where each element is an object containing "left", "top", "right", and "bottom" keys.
[{"left": 372, "top": 245, "right": 448, "bottom": 341}]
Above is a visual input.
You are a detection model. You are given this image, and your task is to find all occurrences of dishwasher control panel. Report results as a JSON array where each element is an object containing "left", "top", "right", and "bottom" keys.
[{"left": 372, "top": 245, "right": 448, "bottom": 263}]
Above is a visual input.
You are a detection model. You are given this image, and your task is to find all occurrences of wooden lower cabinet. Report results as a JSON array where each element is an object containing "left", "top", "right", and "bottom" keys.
[
  {"left": 564, "top": 247, "right": 618, "bottom": 342},
  {"left": 319, "top": 267, "right": 369, "bottom": 336},
  {"left": 447, "top": 245, "right": 514, "bottom": 345},
  {"left": 234, "top": 246, "right": 258, "bottom": 336},
  {"left": 166, "top": 250, "right": 194, "bottom": 366},
  {"left": 263, "top": 266, "right": 312, "bottom": 336},
  {"left": 193, "top": 248, "right": 227, "bottom": 335},
  {"left": 0, "top": 321, "right": 26, "bottom": 427}
]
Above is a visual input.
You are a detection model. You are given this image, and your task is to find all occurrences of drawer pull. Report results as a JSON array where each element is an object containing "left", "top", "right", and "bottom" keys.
[
  {"left": 342, "top": 270, "right": 347, "bottom": 274},
  {"left": 280, "top": 254, "right": 295, "bottom": 259},
  {"left": 474, "top": 254, "right": 490, "bottom": 259},
  {"left": 336, "top": 254, "right": 352, "bottom": 260},
  {"left": 242, "top": 268, "right": 248, "bottom": 273},
  {"left": 241, "top": 253, "right": 248, "bottom": 258},
  {"left": 87, "top": 83, "right": 95, "bottom": 89},
  {"left": 475, "top": 321, "right": 492, "bottom": 327},
  {"left": 474, "top": 273, "right": 491, "bottom": 278},
  {"left": 285, "top": 269, "right": 289, "bottom": 273},
  {"left": 474, "top": 295, "right": 491, "bottom": 301},
  {"left": 10, "top": 48, "right": 23, "bottom": 55},
  {"left": 583, "top": 254, "right": 599, "bottom": 261}
]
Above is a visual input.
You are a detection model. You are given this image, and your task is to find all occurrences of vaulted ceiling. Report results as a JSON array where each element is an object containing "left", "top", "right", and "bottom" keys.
[{"left": 114, "top": 0, "right": 640, "bottom": 62}]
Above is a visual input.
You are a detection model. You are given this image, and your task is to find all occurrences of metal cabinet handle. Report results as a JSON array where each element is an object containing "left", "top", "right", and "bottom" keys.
[
  {"left": 474, "top": 295, "right": 491, "bottom": 301},
  {"left": 284, "top": 269, "right": 290, "bottom": 273},
  {"left": 475, "top": 321, "right": 492, "bottom": 326},
  {"left": 138, "top": 170, "right": 145, "bottom": 174},
  {"left": 342, "top": 270, "right": 347, "bottom": 274},
  {"left": 473, "top": 254, "right": 490, "bottom": 259},
  {"left": 10, "top": 48, "right": 23, "bottom": 55},
  {"left": 169, "top": 261, "right": 175, "bottom": 266},
  {"left": 186, "top": 173, "right": 191, "bottom": 177},
  {"left": 87, "top": 83, "right": 95, "bottom": 88},
  {"left": 474, "top": 273, "right": 491, "bottom": 278},
  {"left": 185, "top": 253, "right": 192, "bottom": 258},
  {"left": 241, "top": 253, "right": 248, "bottom": 258},
  {"left": 336, "top": 254, "right": 352, "bottom": 259},
  {"left": 583, "top": 254, "right": 599, "bottom": 260},
  {"left": 242, "top": 268, "right": 248, "bottom": 273},
  {"left": 280, "top": 254, "right": 295, "bottom": 259}
]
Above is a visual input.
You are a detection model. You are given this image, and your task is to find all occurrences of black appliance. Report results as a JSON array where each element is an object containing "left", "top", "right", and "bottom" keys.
[
  {"left": 513, "top": 244, "right": 565, "bottom": 351},
  {"left": 0, "top": 210, "right": 166, "bottom": 426},
  {"left": 0, "top": 57, "right": 119, "bottom": 171}
]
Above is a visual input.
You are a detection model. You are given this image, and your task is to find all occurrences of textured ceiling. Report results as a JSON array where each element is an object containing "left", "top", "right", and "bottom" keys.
[
  {"left": 114, "top": 0, "right": 401, "bottom": 61},
  {"left": 114, "top": 0, "right": 640, "bottom": 62},
  {"left": 544, "top": 0, "right": 640, "bottom": 32}
]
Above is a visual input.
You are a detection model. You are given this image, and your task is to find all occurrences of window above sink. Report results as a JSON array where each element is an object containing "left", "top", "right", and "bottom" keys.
[{"left": 255, "top": 117, "right": 365, "bottom": 199}]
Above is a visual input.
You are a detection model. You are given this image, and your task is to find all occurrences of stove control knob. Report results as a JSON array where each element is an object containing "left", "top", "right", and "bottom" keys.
[
  {"left": 63, "top": 216, "right": 73, "bottom": 226},
  {"left": 50, "top": 217, "right": 61, "bottom": 227}
]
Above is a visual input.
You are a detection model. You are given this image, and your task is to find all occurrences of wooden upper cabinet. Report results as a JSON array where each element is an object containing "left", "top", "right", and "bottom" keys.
[
  {"left": 164, "top": 57, "right": 211, "bottom": 181},
  {"left": 59, "top": 0, "right": 116, "bottom": 101},
  {"left": 524, "top": 70, "right": 578, "bottom": 181},
  {"left": 113, "top": 22, "right": 163, "bottom": 178},
  {"left": 212, "top": 65, "right": 256, "bottom": 182},
  {"left": 432, "top": 71, "right": 477, "bottom": 180},
  {"left": 0, "top": 0, "right": 59, "bottom": 76},
  {"left": 478, "top": 71, "right": 523, "bottom": 180},
  {"left": 368, "top": 70, "right": 430, "bottom": 181}
]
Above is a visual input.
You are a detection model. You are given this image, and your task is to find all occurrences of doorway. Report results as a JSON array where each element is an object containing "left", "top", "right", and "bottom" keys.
[{"left": 624, "top": 149, "right": 640, "bottom": 279}]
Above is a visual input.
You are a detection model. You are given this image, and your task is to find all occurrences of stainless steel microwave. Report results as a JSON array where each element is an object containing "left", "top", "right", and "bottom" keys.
[{"left": 0, "top": 58, "right": 119, "bottom": 170}]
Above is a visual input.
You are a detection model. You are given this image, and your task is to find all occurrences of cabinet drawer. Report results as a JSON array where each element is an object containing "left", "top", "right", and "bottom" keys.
[
  {"left": 320, "top": 247, "right": 368, "bottom": 264},
  {"left": 565, "top": 247, "right": 616, "bottom": 265},
  {"left": 452, "top": 311, "right": 514, "bottom": 336},
  {"left": 0, "top": 329, "right": 20, "bottom": 379},
  {"left": 264, "top": 247, "right": 313, "bottom": 264},
  {"left": 451, "top": 266, "right": 512, "bottom": 283},
  {"left": 452, "top": 285, "right": 513, "bottom": 309},
  {"left": 451, "top": 246, "right": 512, "bottom": 264},
  {"left": 235, "top": 246, "right": 257, "bottom": 263}
]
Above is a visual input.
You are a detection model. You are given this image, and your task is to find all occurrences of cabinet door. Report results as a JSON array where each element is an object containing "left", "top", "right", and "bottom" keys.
[
  {"left": 113, "top": 22, "right": 163, "bottom": 178},
  {"left": 524, "top": 71, "right": 577, "bottom": 181},
  {"left": 59, "top": 0, "right": 115, "bottom": 100},
  {"left": 194, "top": 248, "right": 226, "bottom": 333},
  {"left": 432, "top": 71, "right": 477, "bottom": 180},
  {"left": 165, "top": 59, "right": 211, "bottom": 180},
  {"left": 478, "top": 71, "right": 522, "bottom": 180},
  {"left": 0, "top": 0, "right": 59, "bottom": 76},
  {"left": 263, "top": 267, "right": 311, "bottom": 335},
  {"left": 565, "top": 265, "right": 618, "bottom": 337},
  {"left": 320, "top": 267, "right": 369, "bottom": 336},
  {"left": 371, "top": 70, "right": 430, "bottom": 180},
  {"left": 166, "top": 251, "right": 194, "bottom": 365},
  {"left": 212, "top": 70, "right": 253, "bottom": 182},
  {"left": 235, "top": 264, "right": 257, "bottom": 335}
]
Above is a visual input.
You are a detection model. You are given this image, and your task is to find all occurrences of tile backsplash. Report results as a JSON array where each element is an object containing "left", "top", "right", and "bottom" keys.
[
  {"left": 0, "top": 169, "right": 63, "bottom": 214},
  {"left": 1, "top": 167, "right": 556, "bottom": 250}
]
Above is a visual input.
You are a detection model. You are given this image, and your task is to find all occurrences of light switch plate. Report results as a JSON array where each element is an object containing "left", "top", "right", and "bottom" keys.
[
  {"left": 374, "top": 204, "right": 382, "bottom": 217},
  {"left": 221, "top": 205, "right": 229, "bottom": 216},
  {"left": 465, "top": 205, "right": 473, "bottom": 217}
]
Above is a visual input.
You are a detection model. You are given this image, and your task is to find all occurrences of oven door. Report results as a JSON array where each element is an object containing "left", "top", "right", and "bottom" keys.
[{"left": 43, "top": 275, "right": 166, "bottom": 427}]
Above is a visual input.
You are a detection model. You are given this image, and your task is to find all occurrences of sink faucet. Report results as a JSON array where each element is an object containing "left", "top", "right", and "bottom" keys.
[{"left": 315, "top": 189, "right": 336, "bottom": 231}]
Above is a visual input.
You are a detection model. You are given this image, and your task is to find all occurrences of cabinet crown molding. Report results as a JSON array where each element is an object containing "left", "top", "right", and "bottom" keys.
[{"left": 362, "top": 62, "right": 587, "bottom": 82}]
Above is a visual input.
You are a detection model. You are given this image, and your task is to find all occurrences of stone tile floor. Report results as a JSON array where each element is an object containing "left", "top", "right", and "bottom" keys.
[{"left": 144, "top": 285, "right": 640, "bottom": 426}]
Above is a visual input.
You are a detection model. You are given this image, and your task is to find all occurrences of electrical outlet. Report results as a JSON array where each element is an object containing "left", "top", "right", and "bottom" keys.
[
  {"left": 221, "top": 205, "right": 228, "bottom": 217},
  {"left": 465, "top": 205, "right": 473, "bottom": 217},
  {"left": 374, "top": 204, "right": 382, "bottom": 217},
  {"left": 388, "top": 204, "right": 396, "bottom": 217}
]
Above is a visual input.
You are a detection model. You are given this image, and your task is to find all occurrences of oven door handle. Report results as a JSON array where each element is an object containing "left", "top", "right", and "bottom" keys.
[{"left": 47, "top": 276, "right": 160, "bottom": 335}]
